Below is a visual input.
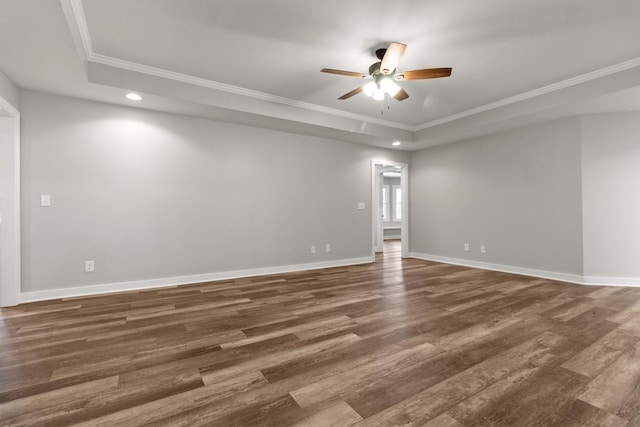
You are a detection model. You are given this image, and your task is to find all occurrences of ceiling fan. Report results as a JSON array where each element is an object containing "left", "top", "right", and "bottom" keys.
[{"left": 321, "top": 42, "right": 452, "bottom": 102}]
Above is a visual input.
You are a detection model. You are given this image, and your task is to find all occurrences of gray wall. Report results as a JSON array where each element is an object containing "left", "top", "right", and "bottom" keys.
[
  {"left": 410, "top": 117, "right": 584, "bottom": 276},
  {"left": 20, "top": 91, "right": 408, "bottom": 292},
  {"left": 582, "top": 113, "right": 640, "bottom": 279},
  {"left": 18, "top": 90, "right": 640, "bottom": 293},
  {"left": 0, "top": 70, "right": 19, "bottom": 110}
]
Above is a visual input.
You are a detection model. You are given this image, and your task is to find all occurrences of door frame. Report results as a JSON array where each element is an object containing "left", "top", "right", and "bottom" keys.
[
  {"left": 371, "top": 159, "right": 409, "bottom": 258},
  {"left": 0, "top": 96, "right": 21, "bottom": 307}
]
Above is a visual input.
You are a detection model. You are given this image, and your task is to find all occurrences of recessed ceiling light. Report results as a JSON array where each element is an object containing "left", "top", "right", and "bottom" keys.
[
  {"left": 126, "top": 93, "right": 142, "bottom": 101},
  {"left": 392, "top": 141, "right": 402, "bottom": 146}
]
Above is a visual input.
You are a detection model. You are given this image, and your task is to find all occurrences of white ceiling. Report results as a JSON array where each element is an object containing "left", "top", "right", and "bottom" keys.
[{"left": 1, "top": 0, "right": 640, "bottom": 150}]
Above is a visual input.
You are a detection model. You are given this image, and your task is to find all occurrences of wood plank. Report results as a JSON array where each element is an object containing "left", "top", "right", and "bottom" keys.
[
  {"left": 421, "top": 413, "right": 465, "bottom": 427},
  {"left": 469, "top": 367, "right": 591, "bottom": 426},
  {"left": 1, "top": 241, "right": 640, "bottom": 425},
  {"left": 355, "top": 331, "right": 565, "bottom": 425},
  {"left": 561, "top": 328, "right": 640, "bottom": 377},
  {"left": 578, "top": 341, "right": 640, "bottom": 420},
  {"left": 291, "top": 399, "right": 362, "bottom": 427},
  {"left": 289, "top": 342, "right": 443, "bottom": 408}
]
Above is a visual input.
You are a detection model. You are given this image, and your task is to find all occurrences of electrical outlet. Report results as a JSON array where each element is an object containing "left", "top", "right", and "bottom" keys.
[
  {"left": 325, "top": 244, "right": 331, "bottom": 253},
  {"left": 464, "top": 243, "right": 470, "bottom": 252},
  {"left": 311, "top": 245, "right": 316, "bottom": 254},
  {"left": 40, "top": 194, "right": 51, "bottom": 207},
  {"left": 85, "top": 260, "right": 95, "bottom": 272},
  {"left": 480, "top": 245, "right": 486, "bottom": 253}
]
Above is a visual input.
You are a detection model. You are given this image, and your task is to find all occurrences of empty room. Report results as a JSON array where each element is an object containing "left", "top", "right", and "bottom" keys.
[{"left": 2, "top": 1, "right": 640, "bottom": 425}]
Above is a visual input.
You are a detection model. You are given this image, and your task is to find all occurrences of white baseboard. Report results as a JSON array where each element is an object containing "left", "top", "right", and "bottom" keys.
[
  {"left": 20, "top": 256, "right": 375, "bottom": 303},
  {"left": 581, "top": 276, "right": 640, "bottom": 287},
  {"left": 409, "top": 252, "right": 640, "bottom": 287},
  {"left": 20, "top": 253, "right": 640, "bottom": 304}
]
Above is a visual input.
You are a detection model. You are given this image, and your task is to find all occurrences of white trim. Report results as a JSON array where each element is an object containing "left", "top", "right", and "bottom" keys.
[
  {"left": 19, "top": 253, "right": 640, "bottom": 304},
  {"left": 90, "top": 54, "right": 414, "bottom": 131},
  {"left": 0, "top": 93, "right": 20, "bottom": 118},
  {"left": 62, "top": 0, "right": 640, "bottom": 136},
  {"left": 381, "top": 184, "right": 390, "bottom": 222},
  {"left": 0, "top": 113, "right": 21, "bottom": 307},
  {"left": 409, "top": 252, "right": 584, "bottom": 284},
  {"left": 409, "top": 252, "right": 640, "bottom": 287},
  {"left": 391, "top": 184, "right": 402, "bottom": 222},
  {"left": 582, "top": 276, "right": 640, "bottom": 287},
  {"left": 400, "top": 164, "right": 409, "bottom": 256},
  {"left": 371, "top": 160, "right": 409, "bottom": 258},
  {"left": 20, "top": 256, "right": 374, "bottom": 303},
  {"left": 62, "top": 0, "right": 412, "bottom": 132},
  {"left": 60, "top": 0, "right": 90, "bottom": 61},
  {"left": 372, "top": 163, "right": 383, "bottom": 253},
  {"left": 415, "top": 56, "right": 640, "bottom": 131}
]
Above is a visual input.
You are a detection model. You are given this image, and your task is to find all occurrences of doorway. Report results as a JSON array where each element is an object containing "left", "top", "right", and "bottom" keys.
[
  {"left": 0, "top": 98, "right": 21, "bottom": 307},
  {"left": 371, "top": 160, "right": 408, "bottom": 258}
]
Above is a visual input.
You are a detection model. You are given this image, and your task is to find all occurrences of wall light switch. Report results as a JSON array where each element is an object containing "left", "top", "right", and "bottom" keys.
[
  {"left": 40, "top": 194, "right": 51, "bottom": 207},
  {"left": 357, "top": 202, "right": 366, "bottom": 210}
]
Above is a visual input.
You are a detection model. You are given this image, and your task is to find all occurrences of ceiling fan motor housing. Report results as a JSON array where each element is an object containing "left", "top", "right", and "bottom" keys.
[{"left": 369, "top": 61, "right": 382, "bottom": 77}]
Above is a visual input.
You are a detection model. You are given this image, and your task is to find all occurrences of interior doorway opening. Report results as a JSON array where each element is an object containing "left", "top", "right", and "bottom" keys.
[{"left": 371, "top": 160, "right": 408, "bottom": 258}]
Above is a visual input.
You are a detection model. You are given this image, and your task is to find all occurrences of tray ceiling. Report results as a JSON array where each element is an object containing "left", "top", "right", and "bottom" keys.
[{"left": 1, "top": 0, "right": 640, "bottom": 149}]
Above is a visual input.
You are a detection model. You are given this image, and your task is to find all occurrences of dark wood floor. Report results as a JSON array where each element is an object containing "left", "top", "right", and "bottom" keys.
[{"left": 2, "top": 241, "right": 640, "bottom": 426}]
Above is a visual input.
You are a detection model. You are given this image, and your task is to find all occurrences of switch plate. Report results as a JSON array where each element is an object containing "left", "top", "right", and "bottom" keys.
[
  {"left": 357, "top": 202, "right": 365, "bottom": 210},
  {"left": 311, "top": 245, "right": 316, "bottom": 254},
  {"left": 40, "top": 194, "right": 51, "bottom": 207},
  {"left": 480, "top": 245, "right": 486, "bottom": 253},
  {"left": 464, "top": 243, "right": 470, "bottom": 252},
  {"left": 325, "top": 244, "right": 331, "bottom": 252},
  {"left": 85, "top": 260, "right": 95, "bottom": 272}
]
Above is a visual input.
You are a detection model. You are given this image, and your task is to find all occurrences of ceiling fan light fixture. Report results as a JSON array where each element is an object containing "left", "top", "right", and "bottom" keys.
[
  {"left": 363, "top": 81, "right": 377, "bottom": 97},
  {"left": 372, "top": 88, "right": 385, "bottom": 101},
  {"left": 380, "top": 78, "right": 401, "bottom": 96}
]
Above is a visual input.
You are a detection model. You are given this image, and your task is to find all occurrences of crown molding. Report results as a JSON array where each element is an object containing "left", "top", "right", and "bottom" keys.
[
  {"left": 88, "top": 53, "right": 415, "bottom": 131},
  {"left": 63, "top": 0, "right": 640, "bottom": 138},
  {"left": 415, "top": 56, "right": 640, "bottom": 131},
  {"left": 63, "top": 0, "right": 413, "bottom": 132},
  {"left": 60, "top": 0, "right": 90, "bottom": 61}
]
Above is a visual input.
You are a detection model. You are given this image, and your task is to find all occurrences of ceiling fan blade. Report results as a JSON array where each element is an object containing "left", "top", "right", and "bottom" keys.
[
  {"left": 397, "top": 67, "right": 452, "bottom": 80},
  {"left": 394, "top": 88, "right": 409, "bottom": 101},
  {"left": 338, "top": 86, "right": 364, "bottom": 100},
  {"left": 380, "top": 42, "right": 407, "bottom": 74},
  {"left": 321, "top": 68, "right": 368, "bottom": 78}
]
